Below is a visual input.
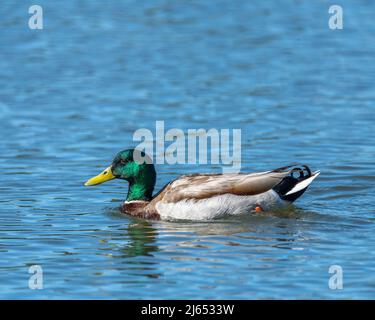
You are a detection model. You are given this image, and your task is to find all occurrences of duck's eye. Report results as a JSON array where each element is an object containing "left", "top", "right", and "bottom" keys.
[{"left": 120, "top": 159, "right": 128, "bottom": 165}]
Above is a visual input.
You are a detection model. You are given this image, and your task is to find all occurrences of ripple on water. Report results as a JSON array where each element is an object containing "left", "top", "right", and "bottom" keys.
[{"left": 0, "top": 1, "right": 375, "bottom": 299}]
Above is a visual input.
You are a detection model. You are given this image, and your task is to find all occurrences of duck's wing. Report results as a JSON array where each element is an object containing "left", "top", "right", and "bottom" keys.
[{"left": 149, "top": 165, "right": 296, "bottom": 204}]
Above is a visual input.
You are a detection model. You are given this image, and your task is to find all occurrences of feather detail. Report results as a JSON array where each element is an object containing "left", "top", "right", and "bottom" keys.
[
  {"left": 149, "top": 169, "right": 292, "bottom": 204},
  {"left": 154, "top": 190, "right": 284, "bottom": 220}
]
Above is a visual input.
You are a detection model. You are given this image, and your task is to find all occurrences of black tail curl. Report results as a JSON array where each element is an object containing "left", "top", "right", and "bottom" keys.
[{"left": 272, "top": 165, "right": 313, "bottom": 202}]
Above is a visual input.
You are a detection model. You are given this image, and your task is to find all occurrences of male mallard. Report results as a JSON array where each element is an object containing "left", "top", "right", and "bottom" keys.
[{"left": 84, "top": 149, "right": 320, "bottom": 220}]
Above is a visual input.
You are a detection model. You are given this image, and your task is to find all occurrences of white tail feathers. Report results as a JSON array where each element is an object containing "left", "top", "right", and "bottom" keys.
[{"left": 285, "top": 170, "right": 320, "bottom": 196}]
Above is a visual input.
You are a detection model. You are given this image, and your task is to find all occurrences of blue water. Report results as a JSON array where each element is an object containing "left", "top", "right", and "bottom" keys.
[{"left": 0, "top": 0, "right": 374, "bottom": 299}]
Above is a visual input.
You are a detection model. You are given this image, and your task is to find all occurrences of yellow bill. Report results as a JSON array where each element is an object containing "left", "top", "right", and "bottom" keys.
[{"left": 84, "top": 166, "right": 115, "bottom": 186}]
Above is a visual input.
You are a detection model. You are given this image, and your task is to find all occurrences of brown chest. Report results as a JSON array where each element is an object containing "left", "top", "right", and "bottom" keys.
[{"left": 121, "top": 201, "right": 160, "bottom": 220}]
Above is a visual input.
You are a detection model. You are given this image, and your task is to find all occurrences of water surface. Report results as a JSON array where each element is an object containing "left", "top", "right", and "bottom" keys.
[{"left": 0, "top": 0, "right": 374, "bottom": 299}]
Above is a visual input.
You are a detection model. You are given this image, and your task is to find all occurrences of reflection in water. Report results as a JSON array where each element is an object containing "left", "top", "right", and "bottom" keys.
[
  {"left": 122, "top": 220, "right": 159, "bottom": 258},
  {"left": 108, "top": 206, "right": 333, "bottom": 256},
  {"left": 155, "top": 212, "right": 303, "bottom": 250}
]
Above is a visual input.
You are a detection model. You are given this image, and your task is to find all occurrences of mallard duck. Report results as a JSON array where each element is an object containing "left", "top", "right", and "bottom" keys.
[{"left": 84, "top": 149, "right": 320, "bottom": 220}]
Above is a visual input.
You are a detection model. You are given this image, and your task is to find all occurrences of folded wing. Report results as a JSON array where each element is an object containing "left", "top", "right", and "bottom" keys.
[{"left": 150, "top": 166, "right": 296, "bottom": 204}]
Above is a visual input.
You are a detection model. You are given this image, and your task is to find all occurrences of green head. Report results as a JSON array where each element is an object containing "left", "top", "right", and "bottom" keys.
[{"left": 84, "top": 149, "right": 156, "bottom": 201}]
